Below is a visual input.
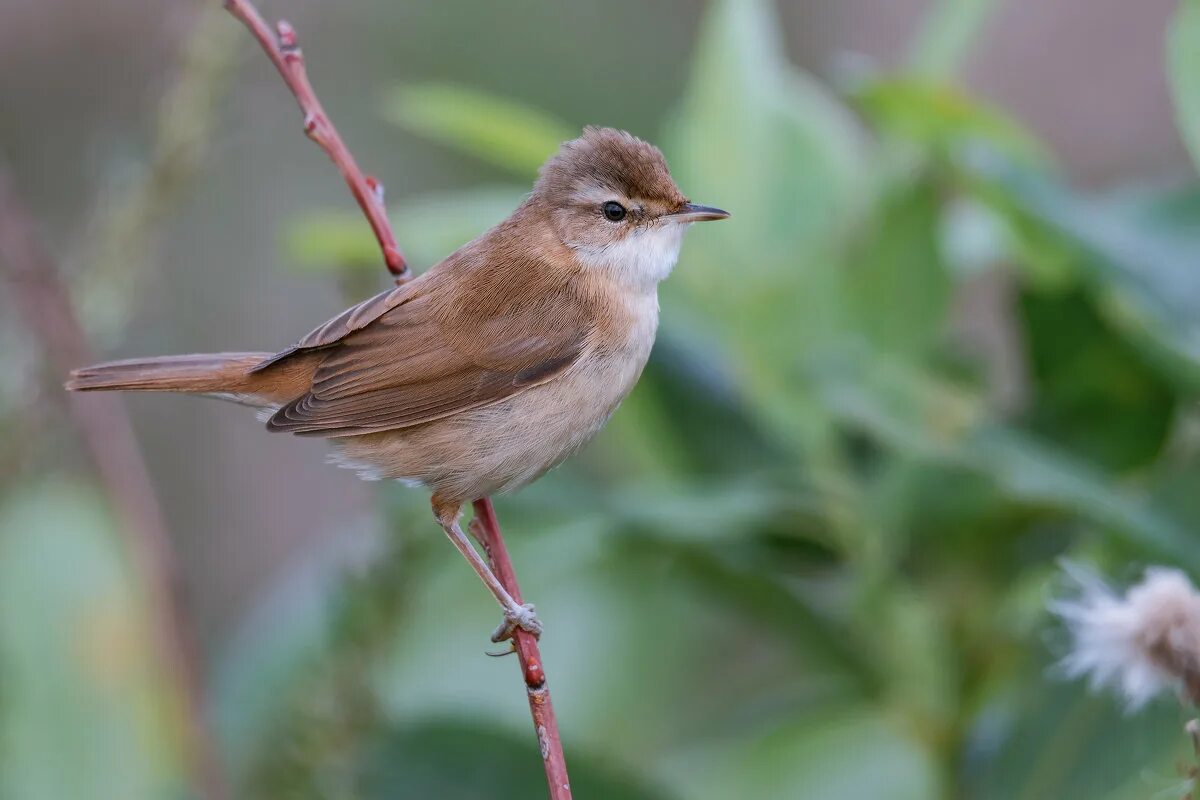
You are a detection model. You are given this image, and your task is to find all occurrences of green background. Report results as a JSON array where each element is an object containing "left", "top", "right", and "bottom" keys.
[{"left": 3, "top": 0, "right": 1200, "bottom": 796}]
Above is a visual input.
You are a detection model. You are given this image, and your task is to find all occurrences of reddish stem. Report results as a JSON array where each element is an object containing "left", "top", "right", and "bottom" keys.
[
  {"left": 471, "top": 499, "right": 572, "bottom": 800},
  {"left": 225, "top": 4, "right": 573, "bottom": 797},
  {"left": 0, "top": 163, "right": 228, "bottom": 800},
  {"left": 222, "top": 0, "right": 409, "bottom": 282}
]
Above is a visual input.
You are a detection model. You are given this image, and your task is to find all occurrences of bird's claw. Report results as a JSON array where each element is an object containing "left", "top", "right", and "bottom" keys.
[{"left": 491, "top": 602, "right": 542, "bottom": 642}]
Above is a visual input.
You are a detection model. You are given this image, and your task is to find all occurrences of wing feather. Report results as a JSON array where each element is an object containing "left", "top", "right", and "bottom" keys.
[{"left": 261, "top": 250, "right": 591, "bottom": 436}]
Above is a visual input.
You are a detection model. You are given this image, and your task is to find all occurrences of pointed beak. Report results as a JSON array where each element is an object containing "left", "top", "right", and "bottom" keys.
[{"left": 667, "top": 202, "right": 730, "bottom": 223}]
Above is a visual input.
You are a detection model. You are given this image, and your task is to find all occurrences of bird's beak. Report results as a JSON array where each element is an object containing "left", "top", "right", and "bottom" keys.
[{"left": 667, "top": 203, "right": 730, "bottom": 223}]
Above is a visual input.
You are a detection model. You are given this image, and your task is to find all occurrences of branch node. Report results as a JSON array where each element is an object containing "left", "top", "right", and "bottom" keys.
[
  {"left": 384, "top": 247, "right": 408, "bottom": 279},
  {"left": 366, "top": 175, "right": 385, "bottom": 205},
  {"left": 275, "top": 20, "right": 298, "bottom": 50},
  {"left": 525, "top": 658, "right": 545, "bottom": 688},
  {"left": 302, "top": 112, "right": 320, "bottom": 137}
]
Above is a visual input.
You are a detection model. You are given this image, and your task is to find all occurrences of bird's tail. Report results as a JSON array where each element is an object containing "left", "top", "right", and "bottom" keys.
[{"left": 66, "top": 352, "right": 281, "bottom": 403}]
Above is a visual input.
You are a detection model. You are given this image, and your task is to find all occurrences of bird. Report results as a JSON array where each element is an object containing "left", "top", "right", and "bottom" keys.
[{"left": 67, "top": 126, "right": 729, "bottom": 641}]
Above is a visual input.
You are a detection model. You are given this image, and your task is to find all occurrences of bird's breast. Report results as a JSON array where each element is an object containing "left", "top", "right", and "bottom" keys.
[
  {"left": 454, "top": 287, "right": 660, "bottom": 494},
  {"left": 329, "top": 287, "right": 661, "bottom": 501}
]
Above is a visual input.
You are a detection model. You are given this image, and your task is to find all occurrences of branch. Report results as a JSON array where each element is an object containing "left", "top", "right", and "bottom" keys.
[
  {"left": 472, "top": 500, "right": 572, "bottom": 800},
  {"left": 223, "top": 5, "right": 573, "bottom": 796},
  {"left": 221, "top": 0, "right": 410, "bottom": 282},
  {"left": 0, "top": 162, "right": 228, "bottom": 800}
]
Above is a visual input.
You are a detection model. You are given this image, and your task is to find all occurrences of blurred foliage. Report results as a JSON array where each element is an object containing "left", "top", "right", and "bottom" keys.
[
  {"left": 6, "top": 0, "right": 1200, "bottom": 798},
  {"left": 1171, "top": 0, "right": 1200, "bottom": 171},
  {"left": 0, "top": 483, "right": 185, "bottom": 799}
]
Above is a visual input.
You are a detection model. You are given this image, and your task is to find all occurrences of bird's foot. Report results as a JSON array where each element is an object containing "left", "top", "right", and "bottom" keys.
[{"left": 491, "top": 602, "right": 542, "bottom": 642}]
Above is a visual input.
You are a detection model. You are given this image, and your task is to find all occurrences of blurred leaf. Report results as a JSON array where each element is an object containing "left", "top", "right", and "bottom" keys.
[
  {"left": 213, "top": 526, "right": 382, "bottom": 780},
  {"left": 0, "top": 482, "right": 183, "bottom": 800},
  {"left": 974, "top": 156, "right": 1200, "bottom": 390},
  {"left": 666, "top": 0, "right": 868, "bottom": 325},
  {"left": 907, "top": 0, "right": 999, "bottom": 77},
  {"left": 602, "top": 478, "right": 813, "bottom": 544},
  {"left": 1169, "top": 0, "right": 1200, "bottom": 172},
  {"left": 970, "top": 427, "right": 1194, "bottom": 564},
  {"left": 845, "top": 182, "right": 951, "bottom": 357},
  {"left": 858, "top": 78, "right": 1047, "bottom": 164},
  {"left": 967, "top": 677, "right": 1191, "bottom": 800},
  {"left": 814, "top": 354, "right": 1198, "bottom": 569},
  {"left": 1018, "top": 288, "right": 1175, "bottom": 471},
  {"left": 939, "top": 196, "right": 1014, "bottom": 279},
  {"left": 623, "top": 534, "right": 876, "bottom": 694},
  {"left": 358, "top": 719, "right": 673, "bottom": 800},
  {"left": 876, "top": 586, "right": 960, "bottom": 743},
  {"left": 284, "top": 185, "right": 526, "bottom": 273},
  {"left": 677, "top": 708, "right": 941, "bottom": 800},
  {"left": 660, "top": 0, "right": 870, "bottom": 454},
  {"left": 382, "top": 83, "right": 575, "bottom": 176}
]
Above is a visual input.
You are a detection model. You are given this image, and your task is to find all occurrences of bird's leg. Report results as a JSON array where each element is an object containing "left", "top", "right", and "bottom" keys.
[{"left": 432, "top": 495, "right": 542, "bottom": 642}]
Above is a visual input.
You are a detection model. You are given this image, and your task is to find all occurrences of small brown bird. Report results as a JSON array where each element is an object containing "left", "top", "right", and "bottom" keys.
[{"left": 68, "top": 127, "right": 728, "bottom": 640}]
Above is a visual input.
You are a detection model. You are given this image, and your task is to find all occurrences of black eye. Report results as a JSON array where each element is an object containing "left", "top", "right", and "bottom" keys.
[{"left": 602, "top": 201, "right": 627, "bottom": 222}]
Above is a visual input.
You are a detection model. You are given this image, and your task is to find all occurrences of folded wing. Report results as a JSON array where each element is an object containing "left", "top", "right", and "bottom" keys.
[{"left": 264, "top": 255, "right": 590, "bottom": 437}]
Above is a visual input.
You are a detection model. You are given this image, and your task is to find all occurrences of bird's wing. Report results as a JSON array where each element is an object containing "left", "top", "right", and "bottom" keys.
[
  {"left": 264, "top": 255, "right": 591, "bottom": 437},
  {"left": 250, "top": 281, "right": 420, "bottom": 372}
]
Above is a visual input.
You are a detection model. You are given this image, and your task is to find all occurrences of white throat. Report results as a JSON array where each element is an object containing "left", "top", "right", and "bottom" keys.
[{"left": 573, "top": 223, "right": 686, "bottom": 293}]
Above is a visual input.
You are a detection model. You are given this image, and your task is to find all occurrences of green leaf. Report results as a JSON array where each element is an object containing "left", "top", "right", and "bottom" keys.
[
  {"left": 1018, "top": 287, "right": 1175, "bottom": 471},
  {"left": 907, "top": 0, "right": 999, "bottom": 77},
  {"left": 813, "top": 353, "right": 1198, "bottom": 569},
  {"left": 382, "top": 83, "right": 575, "bottom": 176},
  {"left": 857, "top": 78, "right": 1047, "bottom": 164},
  {"left": 359, "top": 720, "right": 672, "bottom": 800},
  {"left": 602, "top": 479, "right": 812, "bottom": 544},
  {"left": 283, "top": 185, "right": 526, "bottom": 273},
  {"left": 973, "top": 158, "right": 1200, "bottom": 390},
  {"left": 660, "top": 0, "right": 870, "bottom": 440},
  {"left": 665, "top": 0, "right": 868, "bottom": 310},
  {"left": 672, "top": 708, "right": 941, "bottom": 800},
  {"left": 968, "top": 676, "right": 1190, "bottom": 800},
  {"left": 669, "top": 0, "right": 868, "bottom": 260},
  {"left": 844, "top": 182, "right": 951, "bottom": 358},
  {"left": 1168, "top": 0, "right": 1200, "bottom": 172},
  {"left": 0, "top": 482, "right": 184, "bottom": 799}
]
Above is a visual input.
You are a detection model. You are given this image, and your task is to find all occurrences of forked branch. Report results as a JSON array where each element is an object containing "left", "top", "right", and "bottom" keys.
[{"left": 223, "top": 4, "right": 571, "bottom": 797}]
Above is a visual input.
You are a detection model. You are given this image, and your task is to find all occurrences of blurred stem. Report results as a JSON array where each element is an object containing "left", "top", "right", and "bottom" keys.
[
  {"left": 906, "top": 0, "right": 1000, "bottom": 77},
  {"left": 1188, "top": 719, "right": 1200, "bottom": 797},
  {"left": 0, "top": 162, "right": 228, "bottom": 800},
  {"left": 245, "top": 528, "right": 432, "bottom": 797},
  {"left": 78, "top": 4, "right": 238, "bottom": 342}
]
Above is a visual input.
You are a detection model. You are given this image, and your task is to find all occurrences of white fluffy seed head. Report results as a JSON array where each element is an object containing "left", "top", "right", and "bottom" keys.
[{"left": 1051, "top": 562, "right": 1200, "bottom": 710}]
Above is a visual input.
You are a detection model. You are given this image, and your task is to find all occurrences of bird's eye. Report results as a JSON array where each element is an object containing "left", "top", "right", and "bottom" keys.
[{"left": 602, "top": 201, "right": 627, "bottom": 222}]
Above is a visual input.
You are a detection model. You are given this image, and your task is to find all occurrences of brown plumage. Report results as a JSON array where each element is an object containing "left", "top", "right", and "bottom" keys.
[{"left": 67, "top": 126, "right": 728, "bottom": 640}]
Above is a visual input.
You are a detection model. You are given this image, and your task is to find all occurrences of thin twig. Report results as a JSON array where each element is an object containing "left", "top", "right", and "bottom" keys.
[
  {"left": 223, "top": 4, "right": 573, "bottom": 796},
  {"left": 472, "top": 500, "right": 572, "bottom": 800},
  {"left": 221, "top": 0, "right": 409, "bottom": 282},
  {"left": 0, "top": 162, "right": 228, "bottom": 800}
]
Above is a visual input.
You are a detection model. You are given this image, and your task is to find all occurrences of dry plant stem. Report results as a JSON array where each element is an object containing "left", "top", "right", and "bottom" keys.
[
  {"left": 472, "top": 499, "right": 572, "bottom": 800},
  {"left": 0, "top": 164, "right": 227, "bottom": 800},
  {"left": 221, "top": 0, "right": 409, "bottom": 282}
]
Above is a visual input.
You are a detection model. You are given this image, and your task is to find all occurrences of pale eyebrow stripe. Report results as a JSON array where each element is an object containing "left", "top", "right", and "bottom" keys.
[{"left": 570, "top": 185, "right": 629, "bottom": 206}]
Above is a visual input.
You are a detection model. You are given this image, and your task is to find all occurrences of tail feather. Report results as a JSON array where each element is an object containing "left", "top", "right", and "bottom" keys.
[{"left": 68, "top": 350, "right": 278, "bottom": 400}]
